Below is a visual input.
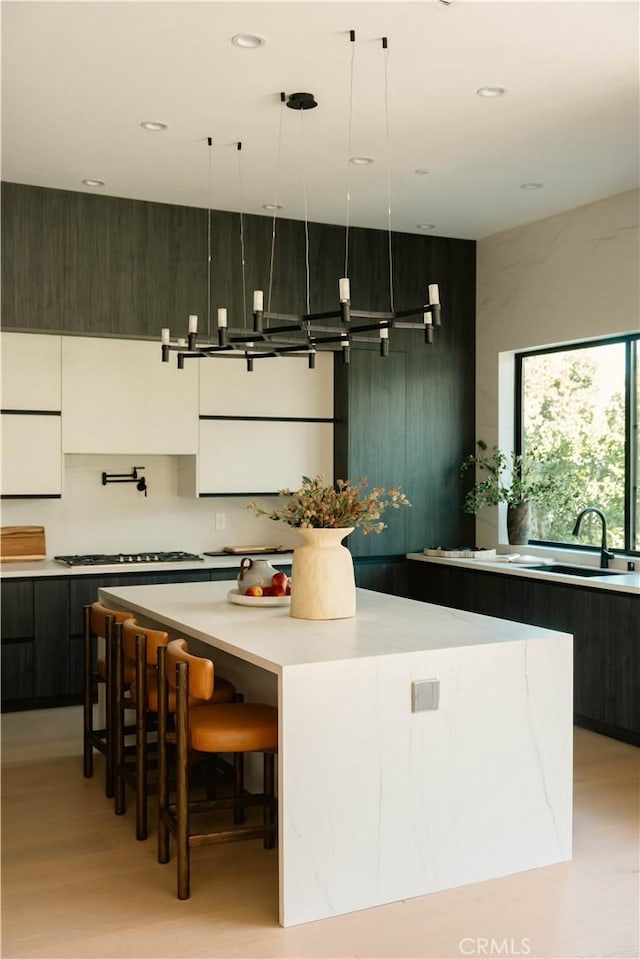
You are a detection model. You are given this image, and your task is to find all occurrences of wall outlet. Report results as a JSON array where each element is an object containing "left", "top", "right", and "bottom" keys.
[
  {"left": 411, "top": 679, "right": 440, "bottom": 712},
  {"left": 215, "top": 512, "right": 226, "bottom": 531}
]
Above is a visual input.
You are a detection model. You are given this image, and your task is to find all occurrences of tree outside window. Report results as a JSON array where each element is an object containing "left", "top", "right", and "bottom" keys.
[{"left": 517, "top": 336, "right": 638, "bottom": 553}]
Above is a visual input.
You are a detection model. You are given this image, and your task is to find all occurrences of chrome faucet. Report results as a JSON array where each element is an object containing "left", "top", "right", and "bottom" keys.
[{"left": 572, "top": 507, "right": 615, "bottom": 569}]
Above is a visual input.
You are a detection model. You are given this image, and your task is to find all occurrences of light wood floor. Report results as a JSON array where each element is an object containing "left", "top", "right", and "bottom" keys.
[{"left": 1, "top": 707, "right": 638, "bottom": 959}]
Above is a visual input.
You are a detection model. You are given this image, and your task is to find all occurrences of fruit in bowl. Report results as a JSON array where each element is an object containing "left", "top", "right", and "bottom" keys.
[{"left": 228, "top": 571, "right": 291, "bottom": 606}]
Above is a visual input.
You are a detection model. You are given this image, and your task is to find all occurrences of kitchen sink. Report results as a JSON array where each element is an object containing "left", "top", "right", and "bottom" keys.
[{"left": 527, "top": 564, "right": 625, "bottom": 577}]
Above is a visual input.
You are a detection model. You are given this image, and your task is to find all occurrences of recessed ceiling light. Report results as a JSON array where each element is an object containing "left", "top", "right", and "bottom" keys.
[
  {"left": 141, "top": 121, "right": 169, "bottom": 132},
  {"left": 262, "top": 203, "right": 283, "bottom": 211},
  {"left": 414, "top": 168, "right": 430, "bottom": 176},
  {"left": 231, "top": 33, "right": 265, "bottom": 49},
  {"left": 82, "top": 179, "right": 105, "bottom": 188},
  {"left": 417, "top": 224, "right": 436, "bottom": 231},
  {"left": 476, "top": 87, "right": 507, "bottom": 98},
  {"left": 349, "top": 156, "right": 375, "bottom": 166},
  {"left": 520, "top": 182, "right": 543, "bottom": 190}
]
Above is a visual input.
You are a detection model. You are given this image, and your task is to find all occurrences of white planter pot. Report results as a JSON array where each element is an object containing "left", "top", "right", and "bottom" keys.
[{"left": 290, "top": 527, "right": 356, "bottom": 620}]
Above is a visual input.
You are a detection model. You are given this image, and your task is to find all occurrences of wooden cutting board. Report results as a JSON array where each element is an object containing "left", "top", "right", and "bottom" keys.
[{"left": 0, "top": 526, "right": 46, "bottom": 562}]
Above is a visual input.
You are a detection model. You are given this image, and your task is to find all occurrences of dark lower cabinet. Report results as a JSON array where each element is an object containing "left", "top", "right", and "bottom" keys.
[
  {"left": 1, "top": 580, "right": 35, "bottom": 706},
  {"left": 34, "top": 579, "right": 71, "bottom": 699},
  {"left": 407, "top": 560, "right": 640, "bottom": 746},
  {"left": 1, "top": 568, "right": 238, "bottom": 712},
  {"left": 354, "top": 556, "right": 408, "bottom": 596}
]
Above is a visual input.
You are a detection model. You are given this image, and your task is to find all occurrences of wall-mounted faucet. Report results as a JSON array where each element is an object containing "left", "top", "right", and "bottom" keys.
[
  {"left": 102, "top": 466, "right": 148, "bottom": 497},
  {"left": 572, "top": 506, "right": 614, "bottom": 568}
]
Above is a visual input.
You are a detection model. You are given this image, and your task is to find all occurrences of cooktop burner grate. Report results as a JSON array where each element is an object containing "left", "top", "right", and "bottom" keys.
[{"left": 54, "top": 551, "right": 203, "bottom": 567}]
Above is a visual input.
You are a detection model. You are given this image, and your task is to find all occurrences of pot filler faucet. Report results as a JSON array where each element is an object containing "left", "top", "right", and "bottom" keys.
[{"left": 572, "top": 507, "right": 615, "bottom": 569}]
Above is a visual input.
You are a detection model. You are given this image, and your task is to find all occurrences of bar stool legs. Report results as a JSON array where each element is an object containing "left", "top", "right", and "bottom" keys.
[
  {"left": 82, "top": 605, "right": 121, "bottom": 798},
  {"left": 156, "top": 642, "right": 278, "bottom": 900}
]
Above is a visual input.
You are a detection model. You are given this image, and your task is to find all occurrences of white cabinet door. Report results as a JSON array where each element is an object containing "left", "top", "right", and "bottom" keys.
[
  {"left": 1, "top": 414, "right": 62, "bottom": 496},
  {"left": 1, "top": 333, "right": 61, "bottom": 410},
  {"left": 61, "top": 337, "right": 199, "bottom": 454},
  {"left": 197, "top": 420, "right": 334, "bottom": 494},
  {"left": 199, "top": 351, "right": 333, "bottom": 417},
  {"left": 194, "top": 351, "right": 335, "bottom": 494}
]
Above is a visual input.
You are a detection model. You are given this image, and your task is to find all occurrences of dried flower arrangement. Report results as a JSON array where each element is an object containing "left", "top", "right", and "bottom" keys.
[{"left": 249, "top": 475, "right": 411, "bottom": 535}]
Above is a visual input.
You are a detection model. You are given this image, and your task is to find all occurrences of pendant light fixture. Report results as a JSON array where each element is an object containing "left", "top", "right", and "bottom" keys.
[{"left": 161, "top": 29, "right": 442, "bottom": 371}]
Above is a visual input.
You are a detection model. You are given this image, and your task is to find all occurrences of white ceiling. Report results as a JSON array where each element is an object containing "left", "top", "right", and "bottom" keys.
[{"left": 2, "top": 1, "right": 638, "bottom": 240}]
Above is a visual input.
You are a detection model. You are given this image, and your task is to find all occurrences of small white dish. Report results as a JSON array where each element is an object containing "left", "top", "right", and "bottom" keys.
[
  {"left": 509, "top": 555, "right": 543, "bottom": 564},
  {"left": 227, "top": 588, "right": 290, "bottom": 608}
]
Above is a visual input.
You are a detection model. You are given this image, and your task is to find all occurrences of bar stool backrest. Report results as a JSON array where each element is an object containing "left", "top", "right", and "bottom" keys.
[
  {"left": 122, "top": 619, "right": 169, "bottom": 667},
  {"left": 90, "top": 601, "right": 133, "bottom": 636},
  {"left": 165, "top": 638, "right": 214, "bottom": 703}
]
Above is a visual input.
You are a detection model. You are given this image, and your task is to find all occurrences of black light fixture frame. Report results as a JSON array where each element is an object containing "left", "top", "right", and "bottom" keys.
[{"left": 161, "top": 34, "right": 442, "bottom": 372}]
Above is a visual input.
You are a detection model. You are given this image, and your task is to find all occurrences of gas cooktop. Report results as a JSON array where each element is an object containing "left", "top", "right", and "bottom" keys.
[{"left": 54, "top": 551, "right": 204, "bottom": 567}]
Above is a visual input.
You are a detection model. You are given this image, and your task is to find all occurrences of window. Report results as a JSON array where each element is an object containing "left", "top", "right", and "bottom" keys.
[{"left": 516, "top": 334, "right": 639, "bottom": 554}]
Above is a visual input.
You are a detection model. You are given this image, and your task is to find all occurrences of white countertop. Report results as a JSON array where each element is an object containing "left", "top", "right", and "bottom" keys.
[
  {"left": 407, "top": 552, "right": 640, "bottom": 595},
  {"left": 99, "top": 579, "right": 570, "bottom": 675},
  {"left": 0, "top": 552, "right": 292, "bottom": 579}
]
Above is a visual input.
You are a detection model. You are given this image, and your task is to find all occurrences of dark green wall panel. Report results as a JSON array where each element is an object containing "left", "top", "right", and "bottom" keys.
[{"left": 1, "top": 183, "right": 207, "bottom": 334}]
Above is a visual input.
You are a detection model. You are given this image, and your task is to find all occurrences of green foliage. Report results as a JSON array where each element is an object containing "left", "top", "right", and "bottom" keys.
[
  {"left": 460, "top": 441, "right": 578, "bottom": 516},
  {"left": 521, "top": 346, "right": 625, "bottom": 546},
  {"left": 248, "top": 475, "right": 411, "bottom": 535}
]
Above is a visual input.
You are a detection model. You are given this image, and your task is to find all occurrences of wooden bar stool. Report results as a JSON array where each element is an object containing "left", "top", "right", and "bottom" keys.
[
  {"left": 114, "top": 622, "right": 237, "bottom": 841},
  {"left": 157, "top": 639, "right": 278, "bottom": 900},
  {"left": 82, "top": 601, "right": 134, "bottom": 797}
]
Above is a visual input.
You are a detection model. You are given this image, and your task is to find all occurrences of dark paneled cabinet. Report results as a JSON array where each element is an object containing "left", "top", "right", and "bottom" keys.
[
  {"left": 1, "top": 579, "right": 70, "bottom": 702},
  {"left": 1, "top": 567, "right": 260, "bottom": 712},
  {"left": 2, "top": 182, "right": 478, "bottom": 593},
  {"left": 354, "top": 556, "right": 408, "bottom": 596},
  {"left": 407, "top": 561, "right": 640, "bottom": 745},
  {"left": 1, "top": 580, "right": 35, "bottom": 702}
]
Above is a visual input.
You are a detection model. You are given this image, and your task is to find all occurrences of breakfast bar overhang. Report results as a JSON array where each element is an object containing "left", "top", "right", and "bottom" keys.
[{"left": 99, "top": 580, "right": 573, "bottom": 927}]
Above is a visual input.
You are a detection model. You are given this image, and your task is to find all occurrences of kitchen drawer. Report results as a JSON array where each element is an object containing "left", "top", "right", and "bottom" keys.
[
  {"left": 1, "top": 640, "right": 34, "bottom": 704},
  {"left": 0, "top": 579, "right": 34, "bottom": 638}
]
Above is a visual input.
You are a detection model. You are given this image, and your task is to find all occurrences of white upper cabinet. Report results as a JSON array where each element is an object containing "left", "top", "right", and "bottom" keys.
[
  {"left": 197, "top": 420, "right": 334, "bottom": 494},
  {"left": 191, "top": 351, "right": 335, "bottom": 494},
  {"left": 199, "top": 351, "right": 333, "bottom": 417},
  {"left": 1, "top": 414, "right": 62, "bottom": 496},
  {"left": 1, "top": 332, "right": 61, "bottom": 410},
  {"left": 61, "top": 337, "right": 199, "bottom": 454},
  {"left": 1, "top": 333, "right": 62, "bottom": 497}
]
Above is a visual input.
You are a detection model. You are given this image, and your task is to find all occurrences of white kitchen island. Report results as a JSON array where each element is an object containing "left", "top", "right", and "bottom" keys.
[{"left": 99, "top": 579, "right": 573, "bottom": 927}]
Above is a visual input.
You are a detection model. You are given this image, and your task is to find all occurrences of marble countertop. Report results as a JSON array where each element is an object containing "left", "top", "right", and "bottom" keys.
[
  {"left": 99, "top": 579, "right": 570, "bottom": 674},
  {"left": 0, "top": 552, "right": 291, "bottom": 579},
  {"left": 407, "top": 552, "right": 640, "bottom": 595}
]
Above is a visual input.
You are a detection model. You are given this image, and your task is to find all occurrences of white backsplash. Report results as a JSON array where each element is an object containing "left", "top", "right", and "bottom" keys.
[{"left": 0, "top": 454, "right": 302, "bottom": 556}]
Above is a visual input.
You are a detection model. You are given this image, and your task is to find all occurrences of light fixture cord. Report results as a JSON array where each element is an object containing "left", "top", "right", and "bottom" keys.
[
  {"left": 267, "top": 95, "right": 285, "bottom": 316},
  {"left": 383, "top": 37, "right": 394, "bottom": 313},
  {"left": 344, "top": 30, "right": 356, "bottom": 281},
  {"left": 300, "top": 110, "right": 311, "bottom": 315},
  {"left": 207, "top": 137, "right": 213, "bottom": 340},
  {"left": 237, "top": 141, "right": 248, "bottom": 328}
]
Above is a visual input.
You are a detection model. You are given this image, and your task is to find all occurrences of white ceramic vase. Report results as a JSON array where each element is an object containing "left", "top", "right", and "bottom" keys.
[{"left": 290, "top": 527, "right": 356, "bottom": 620}]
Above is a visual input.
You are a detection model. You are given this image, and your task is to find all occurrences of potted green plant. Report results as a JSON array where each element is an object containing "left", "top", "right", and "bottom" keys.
[{"left": 460, "top": 441, "right": 574, "bottom": 545}]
